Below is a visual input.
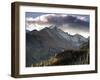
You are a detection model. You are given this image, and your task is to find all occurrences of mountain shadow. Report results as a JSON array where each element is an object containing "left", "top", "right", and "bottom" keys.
[{"left": 26, "top": 26, "right": 89, "bottom": 67}]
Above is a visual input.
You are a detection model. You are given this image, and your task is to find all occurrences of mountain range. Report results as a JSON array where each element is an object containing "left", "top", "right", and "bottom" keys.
[{"left": 26, "top": 26, "right": 88, "bottom": 67}]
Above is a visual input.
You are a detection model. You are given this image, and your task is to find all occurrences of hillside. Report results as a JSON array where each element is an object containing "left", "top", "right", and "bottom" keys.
[{"left": 26, "top": 26, "right": 89, "bottom": 67}]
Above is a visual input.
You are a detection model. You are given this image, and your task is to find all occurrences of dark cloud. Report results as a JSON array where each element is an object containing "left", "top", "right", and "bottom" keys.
[
  {"left": 26, "top": 13, "right": 90, "bottom": 37},
  {"left": 26, "top": 13, "right": 89, "bottom": 32},
  {"left": 46, "top": 15, "right": 89, "bottom": 27}
]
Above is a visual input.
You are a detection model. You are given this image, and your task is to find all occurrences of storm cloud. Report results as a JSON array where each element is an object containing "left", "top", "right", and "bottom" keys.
[
  {"left": 26, "top": 13, "right": 90, "bottom": 37},
  {"left": 27, "top": 14, "right": 89, "bottom": 25}
]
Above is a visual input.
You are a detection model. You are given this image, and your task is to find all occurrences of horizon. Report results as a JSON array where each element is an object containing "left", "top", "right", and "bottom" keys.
[
  {"left": 26, "top": 25, "right": 89, "bottom": 38},
  {"left": 25, "top": 12, "right": 89, "bottom": 38}
]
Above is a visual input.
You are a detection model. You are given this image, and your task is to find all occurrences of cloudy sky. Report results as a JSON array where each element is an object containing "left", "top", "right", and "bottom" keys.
[{"left": 25, "top": 12, "right": 90, "bottom": 38}]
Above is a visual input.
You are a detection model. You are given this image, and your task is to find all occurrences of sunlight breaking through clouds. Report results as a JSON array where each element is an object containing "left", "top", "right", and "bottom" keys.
[{"left": 26, "top": 13, "right": 89, "bottom": 38}]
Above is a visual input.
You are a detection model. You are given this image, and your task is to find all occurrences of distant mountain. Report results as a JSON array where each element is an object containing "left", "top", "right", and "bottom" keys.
[{"left": 26, "top": 26, "right": 88, "bottom": 67}]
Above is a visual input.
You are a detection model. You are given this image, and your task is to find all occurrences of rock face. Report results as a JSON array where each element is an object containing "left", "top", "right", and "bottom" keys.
[{"left": 26, "top": 26, "right": 88, "bottom": 67}]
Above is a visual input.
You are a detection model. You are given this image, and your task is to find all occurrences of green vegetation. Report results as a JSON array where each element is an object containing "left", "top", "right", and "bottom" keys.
[{"left": 30, "top": 41, "right": 89, "bottom": 67}]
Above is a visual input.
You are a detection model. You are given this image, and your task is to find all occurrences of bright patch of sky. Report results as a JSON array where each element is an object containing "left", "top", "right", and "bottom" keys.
[{"left": 25, "top": 12, "right": 89, "bottom": 38}]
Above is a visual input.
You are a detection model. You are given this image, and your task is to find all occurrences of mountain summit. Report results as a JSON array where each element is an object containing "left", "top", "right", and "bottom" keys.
[{"left": 26, "top": 25, "right": 88, "bottom": 67}]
